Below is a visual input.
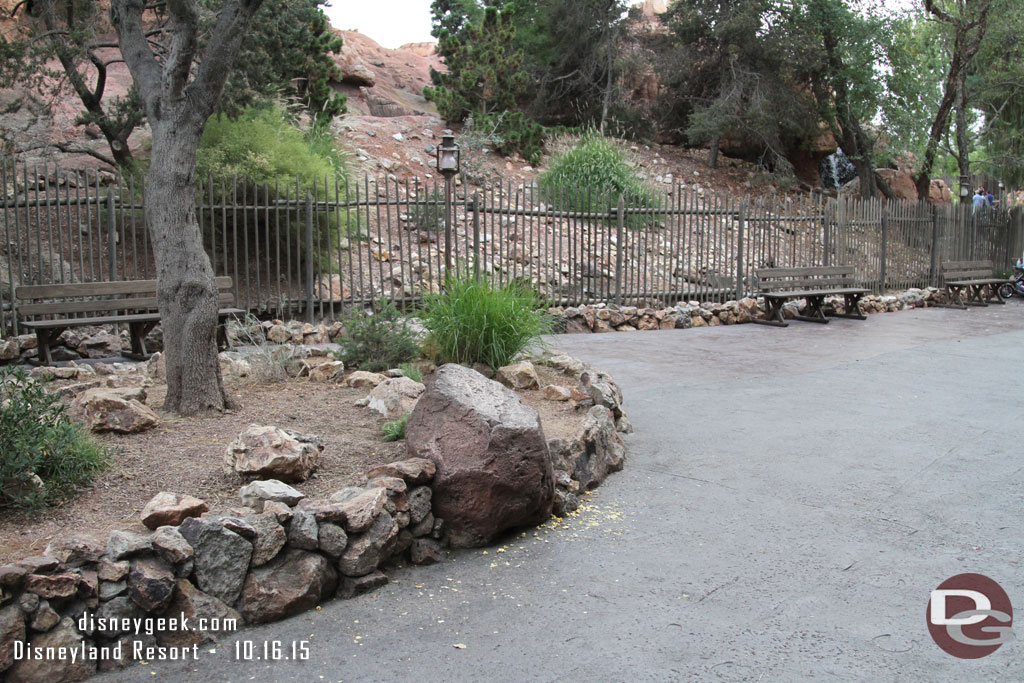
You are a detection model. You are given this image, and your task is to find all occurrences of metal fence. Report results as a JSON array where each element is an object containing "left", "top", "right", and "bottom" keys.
[{"left": 2, "top": 157, "right": 1023, "bottom": 337}]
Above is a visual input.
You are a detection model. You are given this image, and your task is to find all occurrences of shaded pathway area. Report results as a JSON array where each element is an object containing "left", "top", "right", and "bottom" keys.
[{"left": 101, "top": 304, "right": 1024, "bottom": 681}]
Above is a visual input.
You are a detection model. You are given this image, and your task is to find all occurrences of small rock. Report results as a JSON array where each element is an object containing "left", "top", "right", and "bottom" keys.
[
  {"left": 29, "top": 600, "right": 60, "bottom": 632},
  {"left": 317, "top": 523, "right": 349, "bottom": 558},
  {"left": 409, "top": 538, "right": 442, "bottom": 565},
  {"left": 97, "top": 559, "right": 130, "bottom": 582},
  {"left": 178, "top": 517, "right": 253, "bottom": 606},
  {"left": 336, "top": 570, "right": 388, "bottom": 600},
  {"left": 367, "top": 377, "right": 425, "bottom": 419},
  {"left": 24, "top": 573, "right": 80, "bottom": 599},
  {"left": 239, "top": 480, "right": 305, "bottom": 509},
  {"left": 225, "top": 425, "right": 323, "bottom": 483},
  {"left": 151, "top": 526, "right": 194, "bottom": 567},
  {"left": 364, "top": 458, "right": 436, "bottom": 485},
  {"left": 238, "top": 550, "right": 337, "bottom": 625},
  {"left": 127, "top": 557, "right": 176, "bottom": 612},
  {"left": 107, "top": 530, "right": 152, "bottom": 561},
  {"left": 141, "top": 492, "right": 209, "bottom": 529},
  {"left": 541, "top": 384, "right": 572, "bottom": 401},
  {"left": 346, "top": 370, "right": 387, "bottom": 388},
  {"left": 287, "top": 511, "right": 319, "bottom": 550},
  {"left": 495, "top": 360, "right": 540, "bottom": 390}
]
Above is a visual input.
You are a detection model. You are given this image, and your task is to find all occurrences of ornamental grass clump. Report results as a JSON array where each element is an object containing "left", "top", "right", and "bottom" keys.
[
  {"left": 420, "top": 276, "right": 551, "bottom": 370},
  {"left": 0, "top": 366, "right": 108, "bottom": 511},
  {"left": 538, "top": 132, "right": 661, "bottom": 228}
]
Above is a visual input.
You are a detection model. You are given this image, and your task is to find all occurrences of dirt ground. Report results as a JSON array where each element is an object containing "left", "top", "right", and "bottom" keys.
[{"left": 0, "top": 362, "right": 584, "bottom": 564}]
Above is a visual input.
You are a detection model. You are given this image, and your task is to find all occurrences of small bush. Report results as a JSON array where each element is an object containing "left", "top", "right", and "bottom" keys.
[
  {"left": 195, "top": 104, "right": 352, "bottom": 270},
  {"left": 538, "top": 132, "right": 661, "bottom": 227},
  {"left": 333, "top": 300, "right": 422, "bottom": 372},
  {"left": 420, "top": 276, "right": 552, "bottom": 369},
  {"left": 225, "top": 314, "right": 305, "bottom": 383},
  {"left": 0, "top": 367, "right": 107, "bottom": 511},
  {"left": 477, "top": 111, "right": 547, "bottom": 167},
  {"left": 381, "top": 414, "right": 409, "bottom": 442},
  {"left": 398, "top": 362, "right": 423, "bottom": 383}
]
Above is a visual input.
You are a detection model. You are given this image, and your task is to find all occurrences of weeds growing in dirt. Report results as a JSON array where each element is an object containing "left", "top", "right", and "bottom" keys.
[{"left": 0, "top": 367, "right": 108, "bottom": 511}]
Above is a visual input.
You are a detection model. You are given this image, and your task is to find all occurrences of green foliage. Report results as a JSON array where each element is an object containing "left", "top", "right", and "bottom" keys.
[
  {"left": 222, "top": 0, "right": 347, "bottom": 125},
  {"left": 381, "top": 414, "right": 410, "bottom": 442},
  {"left": 974, "top": 0, "right": 1024, "bottom": 185},
  {"left": 197, "top": 106, "right": 343, "bottom": 183},
  {"left": 420, "top": 276, "right": 552, "bottom": 370},
  {"left": 0, "top": 367, "right": 107, "bottom": 511},
  {"left": 512, "top": 0, "right": 630, "bottom": 129},
  {"left": 425, "top": 4, "right": 529, "bottom": 122},
  {"left": 398, "top": 363, "right": 424, "bottom": 383},
  {"left": 2, "top": 0, "right": 345, "bottom": 167},
  {"left": 195, "top": 105, "right": 350, "bottom": 269},
  {"left": 334, "top": 300, "right": 422, "bottom": 372},
  {"left": 538, "top": 132, "right": 661, "bottom": 224},
  {"left": 478, "top": 111, "right": 547, "bottom": 167}
]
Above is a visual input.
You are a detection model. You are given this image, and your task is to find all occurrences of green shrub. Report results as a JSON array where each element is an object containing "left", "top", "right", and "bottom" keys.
[
  {"left": 420, "top": 276, "right": 552, "bottom": 369},
  {"left": 195, "top": 104, "right": 352, "bottom": 270},
  {"left": 538, "top": 132, "right": 661, "bottom": 227},
  {"left": 381, "top": 414, "right": 409, "bottom": 442},
  {"left": 478, "top": 111, "right": 547, "bottom": 167},
  {"left": 333, "top": 300, "right": 422, "bottom": 372},
  {"left": 0, "top": 367, "right": 107, "bottom": 511},
  {"left": 398, "top": 362, "right": 423, "bottom": 383}
]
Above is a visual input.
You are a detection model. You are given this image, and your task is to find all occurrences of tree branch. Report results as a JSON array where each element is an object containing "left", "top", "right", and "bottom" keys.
[
  {"left": 188, "top": 0, "right": 265, "bottom": 119},
  {"left": 110, "top": 0, "right": 163, "bottom": 115},
  {"left": 18, "top": 140, "right": 118, "bottom": 168},
  {"left": 164, "top": 0, "right": 199, "bottom": 100}
]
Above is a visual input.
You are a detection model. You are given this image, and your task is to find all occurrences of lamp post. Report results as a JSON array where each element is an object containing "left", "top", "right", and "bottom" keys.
[
  {"left": 436, "top": 131, "right": 460, "bottom": 276},
  {"left": 959, "top": 175, "right": 971, "bottom": 203}
]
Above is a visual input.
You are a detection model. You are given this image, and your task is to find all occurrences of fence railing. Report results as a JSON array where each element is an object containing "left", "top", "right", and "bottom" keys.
[{"left": 2, "top": 157, "right": 1022, "bottom": 337}]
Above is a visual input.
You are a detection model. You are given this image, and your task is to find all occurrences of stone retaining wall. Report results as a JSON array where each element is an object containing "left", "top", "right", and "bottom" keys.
[
  {"left": 0, "top": 357, "right": 627, "bottom": 682},
  {"left": 0, "top": 288, "right": 955, "bottom": 365},
  {"left": 548, "top": 287, "right": 952, "bottom": 333}
]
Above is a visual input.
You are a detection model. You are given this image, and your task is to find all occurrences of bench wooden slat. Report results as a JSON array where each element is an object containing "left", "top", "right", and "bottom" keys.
[
  {"left": 19, "top": 292, "right": 236, "bottom": 316},
  {"left": 20, "top": 308, "right": 245, "bottom": 329},
  {"left": 763, "top": 287, "right": 869, "bottom": 298},
  {"left": 15, "top": 276, "right": 233, "bottom": 300},
  {"left": 754, "top": 265, "right": 854, "bottom": 278}
]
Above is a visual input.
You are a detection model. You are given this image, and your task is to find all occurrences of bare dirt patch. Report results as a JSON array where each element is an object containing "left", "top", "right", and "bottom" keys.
[{"left": 0, "top": 363, "right": 587, "bottom": 564}]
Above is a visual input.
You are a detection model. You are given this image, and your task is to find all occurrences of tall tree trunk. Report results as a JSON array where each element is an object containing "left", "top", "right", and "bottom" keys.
[
  {"left": 915, "top": 0, "right": 992, "bottom": 199},
  {"left": 708, "top": 135, "right": 720, "bottom": 169},
  {"left": 146, "top": 121, "right": 228, "bottom": 414},
  {"left": 955, "top": 70, "right": 970, "bottom": 186}
]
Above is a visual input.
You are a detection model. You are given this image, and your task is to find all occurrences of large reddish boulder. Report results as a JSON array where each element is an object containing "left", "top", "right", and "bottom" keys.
[{"left": 405, "top": 364, "right": 554, "bottom": 548}]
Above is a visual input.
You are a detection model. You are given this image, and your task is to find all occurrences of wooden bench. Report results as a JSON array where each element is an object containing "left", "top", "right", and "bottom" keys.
[
  {"left": 752, "top": 266, "right": 870, "bottom": 327},
  {"left": 940, "top": 260, "right": 1012, "bottom": 308},
  {"left": 15, "top": 277, "right": 244, "bottom": 365}
]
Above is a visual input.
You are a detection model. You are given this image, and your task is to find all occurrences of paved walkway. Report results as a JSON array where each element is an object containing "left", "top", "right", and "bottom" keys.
[{"left": 102, "top": 303, "right": 1024, "bottom": 681}]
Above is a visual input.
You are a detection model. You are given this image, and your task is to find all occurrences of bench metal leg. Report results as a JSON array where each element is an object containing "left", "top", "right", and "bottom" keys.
[
  {"left": 827, "top": 293, "right": 868, "bottom": 320},
  {"left": 751, "top": 297, "right": 788, "bottom": 327},
  {"left": 793, "top": 295, "right": 830, "bottom": 324},
  {"left": 937, "top": 285, "right": 968, "bottom": 309},
  {"left": 127, "top": 321, "right": 159, "bottom": 360},
  {"left": 33, "top": 327, "right": 67, "bottom": 366}
]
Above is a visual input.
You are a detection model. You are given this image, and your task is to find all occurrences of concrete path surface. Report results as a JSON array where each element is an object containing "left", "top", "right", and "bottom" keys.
[{"left": 100, "top": 303, "right": 1024, "bottom": 682}]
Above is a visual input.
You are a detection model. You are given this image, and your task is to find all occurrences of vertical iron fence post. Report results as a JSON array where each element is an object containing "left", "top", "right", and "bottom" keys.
[
  {"left": 928, "top": 204, "right": 939, "bottom": 287},
  {"left": 614, "top": 194, "right": 624, "bottom": 305},
  {"left": 106, "top": 189, "right": 117, "bottom": 281},
  {"left": 472, "top": 191, "right": 481, "bottom": 281},
  {"left": 879, "top": 203, "right": 888, "bottom": 292},
  {"left": 735, "top": 199, "right": 747, "bottom": 300},
  {"left": 305, "top": 190, "right": 314, "bottom": 323}
]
